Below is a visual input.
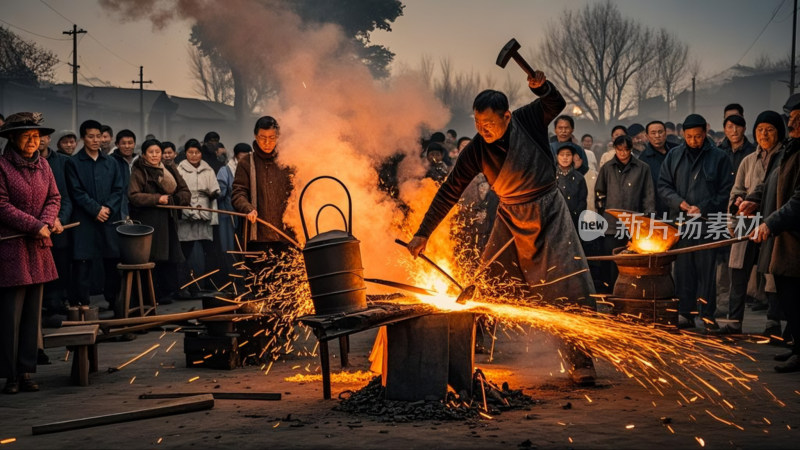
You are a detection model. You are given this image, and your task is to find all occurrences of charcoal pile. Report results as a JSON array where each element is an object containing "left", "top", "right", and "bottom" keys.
[{"left": 334, "top": 371, "right": 538, "bottom": 422}]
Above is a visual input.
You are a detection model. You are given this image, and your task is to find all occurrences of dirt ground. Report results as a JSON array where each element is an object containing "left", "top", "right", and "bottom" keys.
[{"left": 1, "top": 298, "right": 798, "bottom": 450}]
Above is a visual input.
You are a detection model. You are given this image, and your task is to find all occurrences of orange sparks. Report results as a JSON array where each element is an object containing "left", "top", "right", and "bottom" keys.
[
  {"left": 625, "top": 424, "right": 635, "bottom": 429},
  {"left": 478, "top": 411, "right": 493, "bottom": 420},
  {"left": 129, "top": 376, "right": 136, "bottom": 384},
  {"left": 695, "top": 437, "right": 705, "bottom": 447},
  {"left": 273, "top": 422, "right": 280, "bottom": 428},
  {"left": 188, "top": 376, "right": 200, "bottom": 383},
  {"left": 0, "top": 438, "right": 16, "bottom": 445},
  {"left": 157, "top": 437, "right": 163, "bottom": 444},
  {"left": 584, "top": 395, "right": 593, "bottom": 403}
]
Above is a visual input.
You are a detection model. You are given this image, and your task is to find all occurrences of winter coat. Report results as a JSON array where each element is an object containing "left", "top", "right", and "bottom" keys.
[
  {"left": 217, "top": 161, "right": 240, "bottom": 253},
  {"left": 657, "top": 138, "right": 734, "bottom": 235},
  {"left": 176, "top": 159, "right": 220, "bottom": 242},
  {"left": 109, "top": 152, "right": 136, "bottom": 219},
  {"left": 128, "top": 157, "right": 191, "bottom": 262},
  {"left": 757, "top": 139, "right": 800, "bottom": 277},
  {"left": 595, "top": 156, "right": 656, "bottom": 236},
  {"left": 231, "top": 144, "right": 295, "bottom": 243},
  {"left": 0, "top": 146, "right": 60, "bottom": 287},
  {"left": 556, "top": 167, "right": 587, "bottom": 229},
  {"left": 44, "top": 148, "right": 73, "bottom": 250},
  {"left": 637, "top": 143, "right": 670, "bottom": 215},
  {"left": 64, "top": 148, "right": 123, "bottom": 259},
  {"left": 718, "top": 137, "right": 756, "bottom": 176}
]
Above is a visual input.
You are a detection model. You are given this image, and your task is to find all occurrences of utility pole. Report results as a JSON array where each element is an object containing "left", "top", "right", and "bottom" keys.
[
  {"left": 63, "top": 25, "right": 86, "bottom": 134},
  {"left": 791, "top": 0, "right": 798, "bottom": 95},
  {"left": 132, "top": 66, "right": 152, "bottom": 136}
]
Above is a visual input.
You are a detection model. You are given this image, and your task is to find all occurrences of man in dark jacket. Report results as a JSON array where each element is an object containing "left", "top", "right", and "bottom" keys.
[
  {"left": 639, "top": 121, "right": 672, "bottom": 217},
  {"left": 232, "top": 116, "right": 295, "bottom": 253},
  {"left": 407, "top": 71, "right": 597, "bottom": 386},
  {"left": 595, "top": 135, "right": 656, "bottom": 289},
  {"left": 64, "top": 120, "right": 123, "bottom": 311},
  {"left": 718, "top": 114, "right": 755, "bottom": 177},
  {"left": 658, "top": 114, "right": 734, "bottom": 330},
  {"left": 555, "top": 143, "right": 587, "bottom": 230},
  {"left": 109, "top": 129, "right": 137, "bottom": 220}
]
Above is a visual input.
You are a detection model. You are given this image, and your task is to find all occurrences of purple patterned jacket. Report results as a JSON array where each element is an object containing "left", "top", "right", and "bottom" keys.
[{"left": 0, "top": 146, "right": 60, "bottom": 287}]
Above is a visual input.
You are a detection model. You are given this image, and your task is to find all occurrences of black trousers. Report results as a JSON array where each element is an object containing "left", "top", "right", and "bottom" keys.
[
  {"left": 0, "top": 285, "right": 42, "bottom": 379},
  {"left": 42, "top": 245, "right": 71, "bottom": 314},
  {"left": 674, "top": 244, "right": 717, "bottom": 320},
  {"left": 776, "top": 276, "right": 800, "bottom": 354},
  {"left": 72, "top": 258, "right": 121, "bottom": 308},
  {"left": 153, "top": 261, "right": 179, "bottom": 300},
  {"left": 180, "top": 240, "right": 218, "bottom": 292},
  {"left": 728, "top": 241, "right": 759, "bottom": 323}
]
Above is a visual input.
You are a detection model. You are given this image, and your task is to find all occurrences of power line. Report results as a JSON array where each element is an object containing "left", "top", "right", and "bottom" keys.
[
  {"left": 735, "top": 0, "right": 788, "bottom": 66},
  {"left": 39, "top": 0, "right": 74, "bottom": 24},
  {"left": 0, "top": 18, "right": 70, "bottom": 40},
  {"left": 86, "top": 33, "right": 139, "bottom": 68}
]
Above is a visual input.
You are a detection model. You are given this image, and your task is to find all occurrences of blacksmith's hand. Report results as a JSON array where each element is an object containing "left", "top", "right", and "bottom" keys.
[
  {"left": 751, "top": 223, "right": 771, "bottom": 243},
  {"left": 527, "top": 70, "right": 546, "bottom": 89},
  {"left": 97, "top": 206, "right": 111, "bottom": 222},
  {"left": 737, "top": 200, "right": 758, "bottom": 217},
  {"left": 247, "top": 210, "right": 258, "bottom": 223},
  {"left": 51, "top": 218, "right": 64, "bottom": 234},
  {"left": 408, "top": 236, "right": 428, "bottom": 258},
  {"left": 37, "top": 225, "right": 51, "bottom": 239},
  {"left": 687, "top": 205, "right": 701, "bottom": 216},
  {"left": 158, "top": 195, "right": 169, "bottom": 205}
]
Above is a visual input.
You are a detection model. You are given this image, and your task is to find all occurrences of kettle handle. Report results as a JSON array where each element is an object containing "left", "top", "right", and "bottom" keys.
[
  {"left": 314, "top": 204, "right": 348, "bottom": 237},
  {"left": 299, "top": 175, "right": 353, "bottom": 240}
]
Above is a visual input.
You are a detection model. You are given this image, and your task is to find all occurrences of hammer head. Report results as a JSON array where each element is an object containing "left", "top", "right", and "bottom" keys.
[{"left": 496, "top": 38, "right": 521, "bottom": 68}]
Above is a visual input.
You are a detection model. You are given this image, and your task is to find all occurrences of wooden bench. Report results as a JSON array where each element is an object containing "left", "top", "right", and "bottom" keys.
[{"left": 42, "top": 325, "right": 100, "bottom": 386}]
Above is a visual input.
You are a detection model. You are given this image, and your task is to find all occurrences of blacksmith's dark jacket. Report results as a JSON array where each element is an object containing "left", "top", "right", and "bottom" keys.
[
  {"left": 415, "top": 81, "right": 564, "bottom": 238},
  {"left": 64, "top": 147, "right": 123, "bottom": 260},
  {"left": 44, "top": 147, "right": 72, "bottom": 250},
  {"left": 231, "top": 143, "right": 295, "bottom": 244},
  {"left": 595, "top": 155, "right": 656, "bottom": 236},
  {"left": 556, "top": 167, "right": 587, "bottom": 229},
  {"left": 718, "top": 137, "right": 756, "bottom": 177},
  {"left": 657, "top": 138, "right": 734, "bottom": 229}
]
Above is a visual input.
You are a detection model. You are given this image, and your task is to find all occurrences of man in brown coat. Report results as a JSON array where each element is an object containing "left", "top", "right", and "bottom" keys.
[{"left": 231, "top": 116, "right": 295, "bottom": 254}]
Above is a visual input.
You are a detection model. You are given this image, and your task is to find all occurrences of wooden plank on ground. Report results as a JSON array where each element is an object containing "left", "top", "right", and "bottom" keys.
[
  {"left": 31, "top": 394, "right": 214, "bottom": 435},
  {"left": 139, "top": 392, "right": 281, "bottom": 401}
]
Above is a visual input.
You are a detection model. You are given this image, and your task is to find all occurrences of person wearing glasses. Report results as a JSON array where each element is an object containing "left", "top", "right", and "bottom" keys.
[{"left": 232, "top": 116, "right": 296, "bottom": 255}]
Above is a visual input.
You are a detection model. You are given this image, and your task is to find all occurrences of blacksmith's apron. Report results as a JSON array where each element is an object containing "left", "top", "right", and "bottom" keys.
[{"left": 482, "top": 116, "right": 595, "bottom": 304}]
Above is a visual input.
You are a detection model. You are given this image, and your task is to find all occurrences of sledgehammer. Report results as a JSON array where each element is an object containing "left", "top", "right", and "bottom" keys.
[{"left": 496, "top": 38, "right": 536, "bottom": 77}]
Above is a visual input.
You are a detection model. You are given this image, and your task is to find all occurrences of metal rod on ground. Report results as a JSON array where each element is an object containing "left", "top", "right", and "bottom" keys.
[
  {"left": 157, "top": 204, "right": 301, "bottom": 248},
  {"left": 31, "top": 394, "right": 214, "bottom": 435},
  {"left": 108, "top": 343, "right": 160, "bottom": 373},
  {"left": 60, "top": 304, "right": 242, "bottom": 328},
  {"left": 0, "top": 222, "right": 80, "bottom": 241},
  {"left": 139, "top": 392, "right": 281, "bottom": 401}
]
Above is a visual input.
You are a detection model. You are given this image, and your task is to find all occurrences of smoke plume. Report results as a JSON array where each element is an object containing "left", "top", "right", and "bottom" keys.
[{"left": 100, "top": 0, "right": 454, "bottom": 283}]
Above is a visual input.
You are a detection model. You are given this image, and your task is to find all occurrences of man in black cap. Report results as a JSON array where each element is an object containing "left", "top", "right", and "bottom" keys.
[
  {"left": 658, "top": 113, "right": 734, "bottom": 330},
  {"left": 744, "top": 100, "right": 800, "bottom": 372},
  {"left": 627, "top": 123, "right": 647, "bottom": 158},
  {"left": 723, "top": 111, "right": 786, "bottom": 335}
]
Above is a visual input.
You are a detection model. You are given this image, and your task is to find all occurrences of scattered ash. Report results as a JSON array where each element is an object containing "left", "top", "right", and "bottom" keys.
[{"left": 334, "top": 371, "right": 539, "bottom": 422}]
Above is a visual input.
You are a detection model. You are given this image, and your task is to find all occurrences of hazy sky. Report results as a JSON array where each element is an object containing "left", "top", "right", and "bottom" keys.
[{"left": 2, "top": 0, "right": 797, "bottom": 99}]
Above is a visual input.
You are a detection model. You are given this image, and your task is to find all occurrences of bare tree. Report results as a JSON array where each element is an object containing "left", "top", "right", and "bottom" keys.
[
  {"left": 538, "top": 1, "right": 693, "bottom": 126},
  {"left": 655, "top": 28, "right": 688, "bottom": 119},
  {"left": 187, "top": 45, "right": 233, "bottom": 104},
  {"left": 502, "top": 73, "right": 524, "bottom": 109},
  {"left": 418, "top": 54, "right": 434, "bottom": 90},
  {"left": 0, "top": 26, "right": 58, "bottom": 86},
  {"left": 434, "top": 57, "right": 455, "bottom": 108}
]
